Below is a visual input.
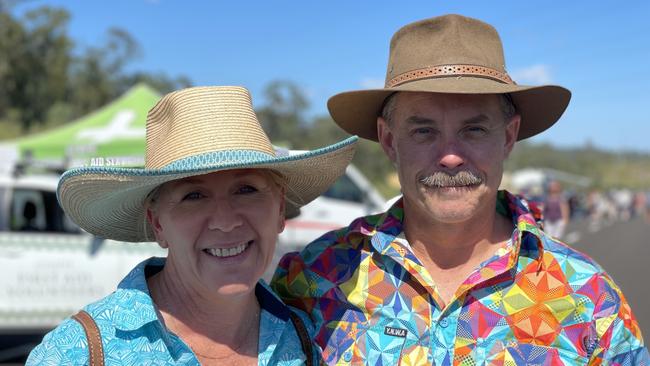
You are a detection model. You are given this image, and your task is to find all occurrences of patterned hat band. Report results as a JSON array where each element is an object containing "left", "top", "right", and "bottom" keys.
[{"left": 385, "top": 64, "right": 515, "bottom": 88}]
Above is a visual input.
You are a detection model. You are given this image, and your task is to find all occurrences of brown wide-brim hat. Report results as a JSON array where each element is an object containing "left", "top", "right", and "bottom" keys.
[
  {"left": 328, "top": 14, "right": 571, "bottom": 141},
  {"left": 58, "top": 86, "right": 357, "bottom": 242}
]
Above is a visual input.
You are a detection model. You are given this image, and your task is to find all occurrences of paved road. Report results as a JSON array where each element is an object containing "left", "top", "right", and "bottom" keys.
[{"left": 566, "top": 216, "right": 650, "bottom": 337}]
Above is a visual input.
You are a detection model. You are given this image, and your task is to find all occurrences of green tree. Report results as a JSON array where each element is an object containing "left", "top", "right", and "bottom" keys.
[
  {"left": 0, "top": 5, "right": 72, "bottom": 131},
  {"left": 256, "top": 80, "right": 308, "bottom": 145},
  {"left": 68, "top": 27, "right": 140, "bottom": 116},
  {"left": 0, "top": 3, "right": 192, "bottom": 138}
]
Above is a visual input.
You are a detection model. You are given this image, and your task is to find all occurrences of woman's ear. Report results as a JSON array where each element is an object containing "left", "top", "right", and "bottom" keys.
[{"left": 146, "top": 207, "right": 168, "bottom": 248}]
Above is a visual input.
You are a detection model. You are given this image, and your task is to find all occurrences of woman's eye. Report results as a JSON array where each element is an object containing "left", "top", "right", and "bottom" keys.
[
  {"left": 182, "top": 191, "right": 203, "bottom": 201},
  {"left": 237, "top": 185, "right": 258, "bottom": 194}
]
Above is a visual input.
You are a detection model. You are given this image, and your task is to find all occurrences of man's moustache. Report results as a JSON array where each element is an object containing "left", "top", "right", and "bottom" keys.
[{"left": 419, "top": 171, "right": 483, "bottom": 188}]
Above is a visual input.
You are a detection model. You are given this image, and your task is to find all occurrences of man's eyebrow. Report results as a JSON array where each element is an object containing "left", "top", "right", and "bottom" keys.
[
  {"left": 405, "top": 115, "right": 436, "bottom": 125},
  {"left": 463, "top": 114, "right": 491, "bottom": 124},
  {"left": 404, "top": 114, "right": 493, "bottom": 125}
]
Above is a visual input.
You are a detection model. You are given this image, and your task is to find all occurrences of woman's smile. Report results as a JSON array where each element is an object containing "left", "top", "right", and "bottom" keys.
[{"left": 202, "top": 240, "right": 253, "bottom": 259}]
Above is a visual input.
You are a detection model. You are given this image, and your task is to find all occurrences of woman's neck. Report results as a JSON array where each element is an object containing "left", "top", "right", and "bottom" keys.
[{"left": 147, "top": 265, "right": 261, "bottom": 362}]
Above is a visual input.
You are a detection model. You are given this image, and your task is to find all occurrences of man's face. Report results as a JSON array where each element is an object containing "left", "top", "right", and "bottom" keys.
[{"left": 377, "top": 92, "right": 520, "bottom": 225}]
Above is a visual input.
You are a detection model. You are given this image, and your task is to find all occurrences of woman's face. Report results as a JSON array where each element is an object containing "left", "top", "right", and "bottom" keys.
[{"left": 147, "top": 169, "right": 285, "bottom": 296}]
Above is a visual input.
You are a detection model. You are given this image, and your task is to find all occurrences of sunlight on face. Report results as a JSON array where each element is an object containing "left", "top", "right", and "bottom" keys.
[
  {"left": 147, "top": 169, "right": 285, "bottom": 296},
  {"left": 378, "top": 92, "right": 520, "bottom": 225}
]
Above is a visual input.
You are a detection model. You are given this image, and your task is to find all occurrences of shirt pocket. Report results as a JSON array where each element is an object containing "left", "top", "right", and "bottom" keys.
[{"left": 353, "top": 317, "right": 409, "bottom": 365}]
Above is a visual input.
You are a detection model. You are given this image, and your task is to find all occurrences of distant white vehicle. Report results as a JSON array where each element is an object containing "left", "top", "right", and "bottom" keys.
[
  {"left": 0, "top": 158, "right": 385, "bottom": 361},
  {"left": 279, "top": 164, "right": 385, "bottom": 251},
  {"left": 0, "top": 173, "right": 165, "bottom": 361}
]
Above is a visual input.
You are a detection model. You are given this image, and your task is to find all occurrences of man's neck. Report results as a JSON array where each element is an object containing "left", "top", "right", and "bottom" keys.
[
  {"left": 401, "top": 198, "right": 514, "bottom": 306},
  {"left": 404, "top": 198, "right": 511, "bottom": 254}
]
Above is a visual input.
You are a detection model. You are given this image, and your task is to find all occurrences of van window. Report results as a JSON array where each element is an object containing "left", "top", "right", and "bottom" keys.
[
  {"left": 323, "top": 174, "right": 364, "bottom": 203},
  {"left": 10, "top": 188, "right": 80, "bottom": 233}
]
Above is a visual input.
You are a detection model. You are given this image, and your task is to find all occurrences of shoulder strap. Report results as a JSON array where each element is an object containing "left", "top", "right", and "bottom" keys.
[
  {"left": 288, "top": 311, "right": 314, "bottom": 366},
  {"left": 72, "top": 310, "right": 105, "bottom": 366}
]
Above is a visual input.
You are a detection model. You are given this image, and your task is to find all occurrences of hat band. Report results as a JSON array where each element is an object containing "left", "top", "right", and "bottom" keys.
[
  {"left": 159, "top": 149, "right": 277, "bottom": 172},
  {"left": 386, "top": 64, "right": 515, "bottom": 88}
]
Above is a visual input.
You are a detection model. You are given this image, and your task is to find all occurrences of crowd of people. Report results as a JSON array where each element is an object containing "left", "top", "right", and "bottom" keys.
[{"left": 531, "top": 181, "right": 650, "bottom": 241}]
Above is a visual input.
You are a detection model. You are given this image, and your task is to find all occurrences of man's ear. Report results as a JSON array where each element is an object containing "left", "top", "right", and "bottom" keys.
[
  {"left": 146, "top": 207, "right": 168, "bottom": 248},
  {"left": 277, "top": 188, "right": 286, "bottom": 234},
  {"left": 503, "top": 114, "right": 521, "bottom": 158},
  {"left": 378, "top": 116, "right": 397, "bottom": 163}
]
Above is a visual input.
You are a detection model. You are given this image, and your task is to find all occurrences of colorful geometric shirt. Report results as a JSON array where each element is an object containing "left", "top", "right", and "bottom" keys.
[
  {"left": 27, "top": 257, "right": 320, "bottom": 365},
  {"left": 271, "top": 191, "right": 649, "bottom": 365}
]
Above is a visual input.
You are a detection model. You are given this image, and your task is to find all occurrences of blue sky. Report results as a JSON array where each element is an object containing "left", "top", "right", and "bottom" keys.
[{"left": 17, "top": 0, "right": 650, "bottom": 152}]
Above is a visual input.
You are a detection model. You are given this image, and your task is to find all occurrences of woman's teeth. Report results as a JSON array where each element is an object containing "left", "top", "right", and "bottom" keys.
[{"left": 204, "top": 241, "right": 251, "bottom": 258}]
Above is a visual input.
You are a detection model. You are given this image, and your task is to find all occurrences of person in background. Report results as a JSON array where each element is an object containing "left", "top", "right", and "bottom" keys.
[
  {"left": 27, "top": 86, "right": 357, "bottom": 365},
  {"left": 272, "top": 14, "right": 649, "bottom": 365},
  {"left": 542, "top": 180, "right": 570, "bottom": 239}
]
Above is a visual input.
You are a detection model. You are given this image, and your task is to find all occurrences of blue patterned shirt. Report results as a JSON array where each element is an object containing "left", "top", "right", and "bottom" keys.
[{"left": 27, "top": 257, "right": 319, "bottom": 365}]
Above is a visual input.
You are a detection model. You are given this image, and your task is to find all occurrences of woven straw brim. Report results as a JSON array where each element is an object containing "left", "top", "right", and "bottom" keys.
[
  {"left": 327, "top": 77, "right": 571, "bottom": 141},
  {"left": 58, "top": 136, "right": 357, "bottom": 243}
]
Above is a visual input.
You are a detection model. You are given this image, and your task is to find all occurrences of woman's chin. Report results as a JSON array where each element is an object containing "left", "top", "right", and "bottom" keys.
[{"left": 213, "top": 281, "right": 259, "bottom": 297}]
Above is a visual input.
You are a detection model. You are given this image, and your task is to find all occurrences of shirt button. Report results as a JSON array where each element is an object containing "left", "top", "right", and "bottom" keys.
[
  {"left": 343, "top": 350, "right": 352, "bottom": 362},
  {"left": 439, "top": 318, "right": 449, "bottom": 328}
]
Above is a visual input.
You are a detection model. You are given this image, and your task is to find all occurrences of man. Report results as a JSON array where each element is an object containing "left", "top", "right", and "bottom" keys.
[{"left": 272, "top": 14, "right": 649, "bottom": 365}]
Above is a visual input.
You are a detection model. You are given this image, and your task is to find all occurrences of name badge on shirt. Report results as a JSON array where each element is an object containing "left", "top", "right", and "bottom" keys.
[{"left": 384, "top": 326, "right": 407, "bottom": 338}]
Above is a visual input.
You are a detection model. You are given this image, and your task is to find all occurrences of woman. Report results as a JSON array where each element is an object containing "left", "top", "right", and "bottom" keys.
[{"left": 27, "top": 86, "right": 357, "bottom": 365}]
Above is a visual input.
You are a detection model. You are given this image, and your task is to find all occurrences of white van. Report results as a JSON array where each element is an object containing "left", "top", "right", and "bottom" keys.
[
  {"left": 0, "top": 163, "right": 384, "bottom": 362},
  {"left": 0, "top": 173, "right": 165, "bottom": 362}
]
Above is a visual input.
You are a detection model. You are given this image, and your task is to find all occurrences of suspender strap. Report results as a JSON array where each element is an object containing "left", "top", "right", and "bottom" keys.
[
  {"left": 288, "top": 311, "right": 314, "bottom": 366},
  {"left": 72, "top": 310, "right": 105, "bottom": 366}
]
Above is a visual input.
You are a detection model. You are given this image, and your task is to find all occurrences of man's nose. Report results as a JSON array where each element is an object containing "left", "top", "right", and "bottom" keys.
[
  {"left": 207, "top": 199, "right": 243, "bottom": 232},
  {"left": 436, "top": 137, "right": 466, "bottom": 169}
]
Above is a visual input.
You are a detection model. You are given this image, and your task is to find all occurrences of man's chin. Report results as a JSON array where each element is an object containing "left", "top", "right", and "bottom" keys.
[{"left": 418, "top": 191, "right": 482, "bottom": 223}]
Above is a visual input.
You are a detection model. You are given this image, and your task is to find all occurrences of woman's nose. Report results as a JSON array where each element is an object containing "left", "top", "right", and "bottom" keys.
[{"left": 207, "top": 199, "right": 243, "bottom": 232}]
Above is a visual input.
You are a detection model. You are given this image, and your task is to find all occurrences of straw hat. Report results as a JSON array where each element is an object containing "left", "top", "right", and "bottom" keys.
[
  {"left": 58, "top": 86, "right": 357, "bottom": 242},
  {"left": 328, "top": 14, "right": 571, "bottom": 141}
]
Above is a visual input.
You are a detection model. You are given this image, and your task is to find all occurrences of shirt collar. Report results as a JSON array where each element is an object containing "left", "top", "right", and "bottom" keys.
[
  {"left": 256, "top": 280, "right": 298, "bottom": 357},
  {"left": 112, "top": 256, "right": 166, "bottom": 331},
  {"left": 113, "top": 258, "right": 295, "bottom": 332},
  {"left": 350, "top": 190, "right": 546, "bottom": 261},
  {"left": 499, "top": 190, "right": 546, "bottom": 262},
  {"left": 256, "top": 280, "right": 291, "bottom": 321}
]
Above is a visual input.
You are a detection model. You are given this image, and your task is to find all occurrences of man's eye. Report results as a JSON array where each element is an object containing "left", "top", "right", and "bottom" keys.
[
  {"left": 464, "top": 126, "right": 488, "bottom": 136},
  {"left": 182, "top": 191, "right": 203, "bottom": 201},
  {"left": 410, "top": 127, "right": 437, "bottom": 142},
  {"left": 412, "top": 127, "right": 433, "bottom": 135}
]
